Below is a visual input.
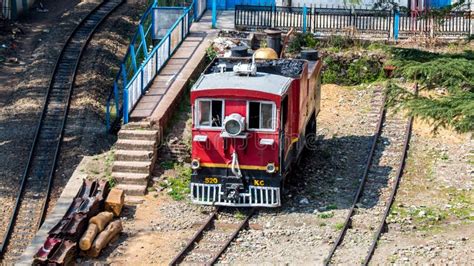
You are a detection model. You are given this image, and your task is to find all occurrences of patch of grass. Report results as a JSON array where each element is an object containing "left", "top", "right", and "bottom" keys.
[
  {"left": 440, "top": 153, "right": 449, "bottom": 161},
  {"left": 167, "top": 163, "right": 192, "bottom": 201},
  {"left": 318, "top": 212, "right": 335, "bottom": 219},
  {"left": 90, "top": 169, "right": 100, "bottom": 175},
  {"left": 445, "top": 187, "right": 474, "bottom": 221},
  {"left": 389, "top": 205, "right": 447, "bottom": 230},
  {"left": 388, "top": 254, "right": 399, "bottom": 263},
  {"left": 235, "top": 210, "right": 246, "bottom": 220},
  {"left": 326, "top": 204, "right": 338, "bottom": 210},
  {"left": 160, "top": 160, "right": 175, "bottom": 170},
  {"left": 334, "top": 222, "right": 345, "bottom": 230},
  {"left": 206, "top": 46, "right": 217, "bottom": 61}
]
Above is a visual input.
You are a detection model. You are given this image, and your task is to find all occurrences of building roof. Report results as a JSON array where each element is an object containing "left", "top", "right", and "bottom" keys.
[{"left": 192, "top": 71, "right": 293, "bottom": 96}]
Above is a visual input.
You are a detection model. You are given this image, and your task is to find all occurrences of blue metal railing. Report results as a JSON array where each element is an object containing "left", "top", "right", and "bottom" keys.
[{"left": 106, "top": 0, "right": 207, "bottom": 131}]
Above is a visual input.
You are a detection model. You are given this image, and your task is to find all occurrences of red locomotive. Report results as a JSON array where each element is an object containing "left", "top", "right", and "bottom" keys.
[{"left": 190, "top": 55, "right": 322, "bottom": 207}]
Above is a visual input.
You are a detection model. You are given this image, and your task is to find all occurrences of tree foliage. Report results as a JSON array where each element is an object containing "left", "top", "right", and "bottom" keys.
[
  {"left": 387, "top": 83, "right": 474, "bottom": 133},
  {"left": 386, "top": 48, "right": 474, "bottom": 133}
]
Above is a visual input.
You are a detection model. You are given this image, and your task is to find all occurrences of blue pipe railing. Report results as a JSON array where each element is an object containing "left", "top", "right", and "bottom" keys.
[{"left": 106, "top": 0, "right": 207, "bottom": 131}]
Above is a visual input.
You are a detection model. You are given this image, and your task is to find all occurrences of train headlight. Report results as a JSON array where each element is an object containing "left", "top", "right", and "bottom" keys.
[
  {"left": 191, "top": 159, "right": 200, "bottom": 170},
  {"left": 223, "top": 114, "right": 245, "bottom": 136},
  {"left": 266, "top": 163, "right": 276, "bottom": 174}
]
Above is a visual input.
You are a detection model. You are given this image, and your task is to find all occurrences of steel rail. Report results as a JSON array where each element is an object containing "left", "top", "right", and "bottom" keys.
[
  {"left": 169, "top": 208, "right": 255, "bottom": 266},
  {"left": 207, "top": 208, "right": 255, "bottom": 265},
  {"left": 363, "top": 85, "right": 417, "bottom": 265},
  {"left": 0, "top": 0, "right": 123, "bottom": 259},
  {"left": 323, "top": 92, "right": 387, "bottom": 266},
  {"left": 169, "top": 207, "right": 220, "bottom": 266}
]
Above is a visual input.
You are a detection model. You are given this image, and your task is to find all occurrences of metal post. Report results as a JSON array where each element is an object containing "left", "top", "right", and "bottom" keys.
[
  {"left": 130, "top": 45, "right": 138, "bottom": 73},
  {"left": 194, "top": 0, "right": 198, "bottom": 20},
  {"left": 303, "top": 5, "right": 307, "bottom": 33},
  {"left": 272, "top": 3, "right": 276, "bottom": 28},
  {"left": 212, "top": 0, "right": 217, "bottom": 29},
  {"left": 393, "top": 9, "right": 400, "bottom": 41},
  {"left": 139, "top": 25, "right": 148, "bottom": 58},
  {"left": 124, "top": 89, "right": 129, "bottom": 124},
  {"left": 121, "top": 64, "right": 128, "bottom": 87}
]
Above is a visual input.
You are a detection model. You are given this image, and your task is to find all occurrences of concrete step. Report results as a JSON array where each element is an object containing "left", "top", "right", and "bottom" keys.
[
  {"left": 115, "top": 150, "right": 154, "bottom": 161},
  {"left": 116, "top": 139, "right": 156, "bottom": 151},
  {"left": 123, "top": 121, "right": 152, "bottom": 130},
  {"left": 118, "top": 129, "right": 159, "bottom": 141},
  {"left": 112, "top": 161, "right": 151, "bottom": 174},
  {"left": 125, "top": 196, "right": 145, "bottom": 205},
  {"left": 115, "top": 184, "right": 147, "bottom": 196},
  {"left": 112, "top": 172, "right": 149, "bottom": 185}
]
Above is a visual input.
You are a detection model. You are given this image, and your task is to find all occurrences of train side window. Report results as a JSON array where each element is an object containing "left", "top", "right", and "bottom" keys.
[
  {"left": 248, "top": 101, "right": 275, "bottom": 131},
  {"left": 197, "top": 99, "right": 223, "bottom": 128}
]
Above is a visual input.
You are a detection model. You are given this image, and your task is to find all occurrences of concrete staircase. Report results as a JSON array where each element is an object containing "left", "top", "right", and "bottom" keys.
[{"left": 112, "top": 122, "right": 158, "bottom": 196}]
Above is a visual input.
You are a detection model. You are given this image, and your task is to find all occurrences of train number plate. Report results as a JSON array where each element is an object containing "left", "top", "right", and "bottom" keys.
[
  {"left": 204, "top": 177, "right": 219, "bottom": 184},
  {"left": 253, "top": 180, "right": 265, "bottom": 186}
]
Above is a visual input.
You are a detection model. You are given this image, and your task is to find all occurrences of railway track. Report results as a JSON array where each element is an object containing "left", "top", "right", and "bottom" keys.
[
  {"left": 0, "top": 0, "right": 123, "bottom": 261},
  {"left": 170, "top": 208, "right": 255, "bottom": 265},
  {"left": 324, "top": 86, "right": 415, "bottom": 265}
]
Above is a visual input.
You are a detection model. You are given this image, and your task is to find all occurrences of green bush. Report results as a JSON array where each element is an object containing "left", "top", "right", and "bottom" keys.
[
  {"left": 347, "top": 57, "right": 383, "bottom": 84},
  {"left": 287, "top": 33, "right": 318, "bottom": 54},
  {"left": 322, "top": 55, "right": 383, "bottom": 85}
]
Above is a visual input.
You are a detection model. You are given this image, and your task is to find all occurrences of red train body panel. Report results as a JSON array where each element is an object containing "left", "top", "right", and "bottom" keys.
[{"left": 190, "top": 58, "right": 322, "bottom": 207}]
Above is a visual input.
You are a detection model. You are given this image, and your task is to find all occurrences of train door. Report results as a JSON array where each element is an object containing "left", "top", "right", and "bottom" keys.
[{"left": 280, "top": 96, "right": 290, "bottom": 175}]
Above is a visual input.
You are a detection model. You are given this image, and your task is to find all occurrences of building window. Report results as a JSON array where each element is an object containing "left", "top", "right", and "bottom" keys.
[
  {"left": 248, "top": 101, "right": 275, "bottom": 130},
  {"left": 196, "top": 99, "right": 224, "bottom": 128}
]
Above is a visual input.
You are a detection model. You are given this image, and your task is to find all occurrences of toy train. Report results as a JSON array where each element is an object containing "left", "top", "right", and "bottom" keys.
[{"left": 189, "top": 53, "right": 322, "bottom": 207}]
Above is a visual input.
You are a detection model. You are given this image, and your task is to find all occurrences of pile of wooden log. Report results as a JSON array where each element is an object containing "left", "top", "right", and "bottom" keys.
[
  {"left": 33, "top": 180, "right": 125, "bottom": 265},
  {"left": 79, "top": 188, "right": 125, "bottom": 257}
]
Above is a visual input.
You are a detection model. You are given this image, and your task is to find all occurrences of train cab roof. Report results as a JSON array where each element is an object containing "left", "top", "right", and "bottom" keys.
[
  {"left": 192, "top": 71, "right": 293, "bottom": 96},
  {"left": 191, "top": 58, "right": 308, "bottom": 97}
]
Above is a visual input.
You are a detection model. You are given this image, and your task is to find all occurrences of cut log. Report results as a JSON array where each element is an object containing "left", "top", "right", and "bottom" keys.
[
  {"left": 79, "top": 223, "right": 100, "bottom": 251},
  {"left": 105, "top": 188, "right": 125, "bottom": 217},
  {"left": 89, "top": 211, "right": 113, "bottom": 231},
  {"left": 87, "top": 220, "right": 123, "bottom": 258}
]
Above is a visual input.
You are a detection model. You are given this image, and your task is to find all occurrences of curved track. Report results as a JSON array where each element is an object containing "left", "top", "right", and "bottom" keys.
[
  {"left": 170, "top": 208, "right": 255, "bottom": 265},
  {"left": 0, "top": 0, "right": 123, "bottom": 261},
  {"left": 324, "top": 86, "right": 415, "bottom": 265}
]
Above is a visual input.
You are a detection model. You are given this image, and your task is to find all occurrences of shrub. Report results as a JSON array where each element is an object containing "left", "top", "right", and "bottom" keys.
[
  {"left": 287, "top": 32, "right": 318, "bottom": 54},
  {"left": 347, "top": 57, "right": 383, "bottom": 84},
  {"left": 166, "top": 163, "right": 192, "bottom": 201}
]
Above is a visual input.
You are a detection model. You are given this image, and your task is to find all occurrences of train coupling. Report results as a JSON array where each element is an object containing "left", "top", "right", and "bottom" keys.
[{"left": 223, "top": 183, "right": 243, "bottom": 202}]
